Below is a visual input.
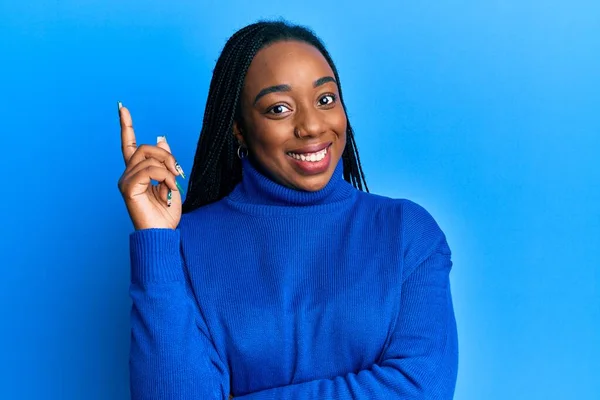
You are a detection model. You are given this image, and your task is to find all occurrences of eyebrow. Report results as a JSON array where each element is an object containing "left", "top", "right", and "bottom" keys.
[
  {"left": 313, "top": 76, "right": 336, "bottom": 88},
  {"left": 253, "top": 84, "right": 291, "bottom": 105},
  {"left": 253, "top": 76, "right": 337, "bottom": 105}
]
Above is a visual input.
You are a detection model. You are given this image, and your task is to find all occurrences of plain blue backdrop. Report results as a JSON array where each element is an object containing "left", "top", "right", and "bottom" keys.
[{"left": 1, "top": 1, "right": 598, "bottom": 399}]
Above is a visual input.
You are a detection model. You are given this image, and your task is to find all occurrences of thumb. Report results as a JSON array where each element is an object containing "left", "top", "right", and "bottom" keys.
[
  {"left": 156, "top": 135, "right": 186, "bottom": 194},
  {"left": 156, "top": 135, "right": 172, "bottom": 153}
]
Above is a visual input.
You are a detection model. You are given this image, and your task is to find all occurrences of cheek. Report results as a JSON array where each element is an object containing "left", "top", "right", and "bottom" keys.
[
  {"left": 244, "top": 111, "right": 284, "bottom": 144},
  {"left": 246, "top": 118, "right": 294, "bottom": 157},
  {"left": 330, "top": 109, "right": 348, "bottom": 140}
]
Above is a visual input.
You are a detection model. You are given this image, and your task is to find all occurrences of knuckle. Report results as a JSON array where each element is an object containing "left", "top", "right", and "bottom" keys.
[
  {"left": 117, "top": 173, "right": 128, "bottom": 190},
  {"left": 122, "top": 143, "right": 137, "bottom": 158},
  {"left": 117, "top": 178, "right": 130, "bottom": 196},
  {"left": 149, "top": 158, "right": 162, "bottom": 168},
  {"left": 157, "top": 147, "right": 169, "bottom": 158}
]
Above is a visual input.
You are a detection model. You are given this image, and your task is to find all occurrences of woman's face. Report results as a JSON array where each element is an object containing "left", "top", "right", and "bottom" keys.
[{"left": 235, "top": 40, "right": 347, "bottom": 192}]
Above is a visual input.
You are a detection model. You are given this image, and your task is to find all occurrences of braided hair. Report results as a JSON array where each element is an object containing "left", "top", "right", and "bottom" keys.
[{"left": 182, "top": 20, "right": 368, "bottom": 213}]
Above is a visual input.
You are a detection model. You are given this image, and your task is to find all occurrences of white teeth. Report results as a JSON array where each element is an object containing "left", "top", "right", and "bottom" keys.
[{"left": 288, "top": 146, "right": 328, "bottom": 162}]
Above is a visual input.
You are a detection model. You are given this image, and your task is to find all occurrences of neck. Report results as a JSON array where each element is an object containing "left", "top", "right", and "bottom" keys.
[{"left": 226, "top": 157, "right": 355, "bottom": 209}]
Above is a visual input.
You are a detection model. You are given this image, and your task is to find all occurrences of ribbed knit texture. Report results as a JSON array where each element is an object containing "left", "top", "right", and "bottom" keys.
[{"left": 129, "top": 158, "right": 458, "bottom": 399}]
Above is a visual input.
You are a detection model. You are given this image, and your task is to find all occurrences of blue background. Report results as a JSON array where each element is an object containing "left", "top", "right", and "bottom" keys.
[{"left": 1, "top": 1, "right": 598, "bottom": 399}]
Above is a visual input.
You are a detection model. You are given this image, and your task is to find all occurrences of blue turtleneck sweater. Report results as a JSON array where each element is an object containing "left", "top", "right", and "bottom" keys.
[{"left": 129, "top": 158, "right": 458, "bottom": 399}]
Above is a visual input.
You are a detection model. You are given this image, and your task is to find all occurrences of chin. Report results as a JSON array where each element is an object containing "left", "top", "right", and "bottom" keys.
[
  {"left": 291, "top": 164, "right": 338, "bottom": 192},
  {"left": 295, "top": 178, "right": 330, "bottom": 192}
]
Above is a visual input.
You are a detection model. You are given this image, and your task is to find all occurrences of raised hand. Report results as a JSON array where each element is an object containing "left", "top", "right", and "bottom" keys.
[{"left": 117, "top": 102, "right": 184, "bottom": 230}]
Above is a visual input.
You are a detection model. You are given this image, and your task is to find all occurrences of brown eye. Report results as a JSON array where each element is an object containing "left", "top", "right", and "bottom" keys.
[
  {"left": 268, "top": 104, "right": 291, "bottom": 114},
  {"left": 318, "top": 94, "right": 336, "bottom": 106}
]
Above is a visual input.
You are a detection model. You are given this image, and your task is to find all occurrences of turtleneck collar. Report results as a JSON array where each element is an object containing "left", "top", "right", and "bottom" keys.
[{"left": 226, "top": 157, "right": 356, "bottom": 212}]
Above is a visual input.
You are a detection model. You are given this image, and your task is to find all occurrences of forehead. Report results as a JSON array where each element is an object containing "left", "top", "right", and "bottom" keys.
[{"left": 244, "top": 40, "right": 334, "bottom": 90}]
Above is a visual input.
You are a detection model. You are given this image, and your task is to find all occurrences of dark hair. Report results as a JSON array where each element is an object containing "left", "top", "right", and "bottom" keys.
[{"left": 182, "top": 20, "right": 368, "bottom": 213}]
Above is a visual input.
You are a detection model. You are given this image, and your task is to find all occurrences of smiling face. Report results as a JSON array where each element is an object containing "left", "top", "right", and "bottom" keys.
[{"left": 234, "top": 40, "right": 347, "bottom": 192}]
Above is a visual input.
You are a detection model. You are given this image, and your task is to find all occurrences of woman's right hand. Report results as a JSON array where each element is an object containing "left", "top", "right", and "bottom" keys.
[{"left": 117, "top": 102, "right": 184, "bottom": 230}]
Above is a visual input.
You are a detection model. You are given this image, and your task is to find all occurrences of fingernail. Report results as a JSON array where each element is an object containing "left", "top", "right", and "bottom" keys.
[
  {"left": 157, "top": 136, "right": 167, "bottom": 144},
  {"left": 117, "top": 101, "right": 122, "bottom": 112},
  {"left": 167, "top": 189, "right": 172, "bottom": 207},
  {"left": 176, "top": 180, "right": 184, "bottom": 194},
  {"left": 175, "top": 162, "right": 186, "bottom": 179}
]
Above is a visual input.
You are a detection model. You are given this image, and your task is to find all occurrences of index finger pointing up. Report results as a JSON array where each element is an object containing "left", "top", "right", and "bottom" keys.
[{"left": 119, "top": 101, "right": 137, "bottom": 165}]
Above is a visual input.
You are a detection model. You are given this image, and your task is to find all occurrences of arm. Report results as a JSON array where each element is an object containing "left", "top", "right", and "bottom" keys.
[
  {"left": 236, "top": 203, "right": 458, "bottom": 400},
  {"left": 129, "top": 228, "right": 230, "bottom": 399}
]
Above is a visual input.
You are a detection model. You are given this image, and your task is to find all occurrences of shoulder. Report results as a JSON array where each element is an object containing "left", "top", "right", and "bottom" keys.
[
  {"left": 398, "top": 198, "right": 451, "bottom": 257},
  {"left": 356, "top": 191, "right": 451, "bottom": 275},
  {"left": 355, "top": 190, "right": 443, "bottom": 229},
  {"left": 178, "top": 198, "right": 230, "bottom": 232},
  {"left": 398, "top": 198, "right": 451, "bottom": 281}
]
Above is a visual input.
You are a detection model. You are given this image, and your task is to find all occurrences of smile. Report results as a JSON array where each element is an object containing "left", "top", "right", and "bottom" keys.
[{"left": 287, "top": 146, "right": 328, "bottom": 162}]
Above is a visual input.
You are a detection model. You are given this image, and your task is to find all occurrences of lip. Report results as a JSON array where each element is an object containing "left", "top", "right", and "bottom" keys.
[
  {"left": 287, "top": 142, "right": 332, "bottom": 155},
  {"left": 286, "top": 143, "right": 332, "bottom": 175}
]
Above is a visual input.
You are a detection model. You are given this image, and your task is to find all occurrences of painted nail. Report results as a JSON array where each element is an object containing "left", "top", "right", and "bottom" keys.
[
  {"left": 117, "top": 101, "right": 122, "bottom": 114},
  {"left": 157, "top": 135, "right": 167, "bottom": 144},
  {"left": 167, "top": 189, "right": 172, "bottom": 207},
  {"left": 176, "top": 180, "right": 184, "bottom": 194},
  {"left": 175, "top": 162, "right": 186, "bottom": 179}
]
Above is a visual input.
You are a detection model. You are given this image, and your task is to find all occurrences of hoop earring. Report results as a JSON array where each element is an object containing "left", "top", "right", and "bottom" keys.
[{"left": 237, "top": 145, "right": 248, "bottom": 159}]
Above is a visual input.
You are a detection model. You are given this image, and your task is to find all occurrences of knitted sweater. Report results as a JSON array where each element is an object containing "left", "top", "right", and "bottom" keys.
[{"left": 129, "top": 157, "right": 458, "bottom": 399}]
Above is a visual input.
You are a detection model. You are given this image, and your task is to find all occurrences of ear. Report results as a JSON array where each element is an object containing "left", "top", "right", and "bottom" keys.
[{"left": 233, "top": 120, "right": 246, "bottom": 147}]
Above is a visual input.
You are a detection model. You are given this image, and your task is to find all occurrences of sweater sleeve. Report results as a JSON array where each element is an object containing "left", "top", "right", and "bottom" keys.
[
  {"left": 235, "top": 201, "right": 458, "bottom": 400},
  {"left": 128, "top": 228, "right": 230, "bottom": 399}
]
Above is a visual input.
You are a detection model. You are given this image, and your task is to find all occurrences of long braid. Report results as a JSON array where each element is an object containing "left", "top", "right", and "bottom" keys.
[
  {"left": 184, "top": 25, "right": 266, "bottom": 211},
  {"left": 183, "top": 21, "right": 368, "bottom": 213}
]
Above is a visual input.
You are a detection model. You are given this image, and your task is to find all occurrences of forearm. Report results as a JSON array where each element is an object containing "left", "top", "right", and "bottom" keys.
[
  {"left": 235, "top": 325, "right": 457, "bottom": 400},
  {"left": 129, "top": 229, "right": 230, "bottom": 399},
  {"left": 236, "top": 250, "right": 458, "bottom": 400}
]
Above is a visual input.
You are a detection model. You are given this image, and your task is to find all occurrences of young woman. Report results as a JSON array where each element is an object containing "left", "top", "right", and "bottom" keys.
[{"left": 118, "top": 20, "right": 458, "bottom": 399}]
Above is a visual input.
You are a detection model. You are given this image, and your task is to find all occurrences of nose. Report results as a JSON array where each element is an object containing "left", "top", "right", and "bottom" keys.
[{"left": 294, "top": 105, "right": 326, "bottom": 139}]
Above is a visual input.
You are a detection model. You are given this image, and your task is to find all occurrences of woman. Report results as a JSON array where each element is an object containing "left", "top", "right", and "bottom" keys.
[{"left": 118, "top": 21, "right": 458, "bottom": 399}]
